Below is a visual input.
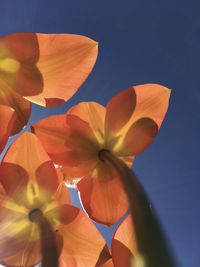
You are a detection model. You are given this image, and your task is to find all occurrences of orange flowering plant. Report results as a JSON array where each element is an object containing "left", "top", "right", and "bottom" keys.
[
  {"left": 0, "top": 32, "right": 177, "bottom": 267},
  {"left": 32, "top": 84, "right": 170, "bottom": 224},
  {"left": 32, "top": 84, "right": 177, "bottom": 267},
  {"left": 0, "top": 132, "right": 112, "bottom": 267},
  {"left": 0, "top": 32, "right": 98, "bottom": 153}
]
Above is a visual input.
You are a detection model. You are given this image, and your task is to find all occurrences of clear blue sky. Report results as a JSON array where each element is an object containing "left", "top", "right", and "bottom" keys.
[{"left": 0, "top": 1, "right": 200, "bottom": 266}]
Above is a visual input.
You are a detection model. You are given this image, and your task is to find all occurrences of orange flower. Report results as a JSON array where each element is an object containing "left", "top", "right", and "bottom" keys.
[
  {"left": 77, "top": 214, "right": 137, "bottom": 267},
  {"left": 108, "top": 214, "right": 160, "bottom": 267},
  {"left": 0, "top": 105, "right": 16, "bottom": 153},
  {"left": 0, "top": 32, "right": 98, "bottom": 153},
  {"left": 0, "top": 132, "right": 111, "bottom": 267},
  {"left": 32, "top": 84, "right": 171, "bottom": 225},
  {"left": 111, "top": 214, "right": 136, "bottom": 267}
]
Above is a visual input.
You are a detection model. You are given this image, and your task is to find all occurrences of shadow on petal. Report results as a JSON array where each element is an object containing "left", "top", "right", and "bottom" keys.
[{"left": 0, "top": 162, "right": 28, "bottom": 204}]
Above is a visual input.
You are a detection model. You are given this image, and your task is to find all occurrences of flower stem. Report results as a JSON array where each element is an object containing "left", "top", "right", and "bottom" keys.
[
  {"left": 99, "top": 150, "right": 177, "bottom": 267},
  {"left": 29, "top": 209, "right": 59, "bottom": 267}
]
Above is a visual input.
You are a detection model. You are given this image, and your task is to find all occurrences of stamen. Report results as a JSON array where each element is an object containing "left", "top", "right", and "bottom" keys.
[{"left": 30, "top": 184, "right": 36, "bottom": 196}]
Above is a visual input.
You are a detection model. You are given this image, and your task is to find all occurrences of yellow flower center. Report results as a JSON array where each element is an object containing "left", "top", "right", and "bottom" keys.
[
  {"left": 0, "top": 57, "right": 20, "bottom": 73},
  {"left": 2, "top": 194, "right": 60, "bottom": 242},
  {"left": 0, "top": 45, "right": 20, "bottom": 74}
]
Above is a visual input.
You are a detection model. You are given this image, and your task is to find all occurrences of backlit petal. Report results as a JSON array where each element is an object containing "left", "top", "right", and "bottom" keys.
[
  {"left": 77, "top": 176, "right": 128, "bottom": 225},
  {"left": 66, "top": 114, "right": 99, "bottom": 149},
  {"left": 0, "top": 163, "right": 28, "bottom": 203},
  {"left": 26, "top": 34, "right": 98, "bottom": 106},
  {"left": 0, "top": 33, "right": 39, "bottom": 63},
  {"left": 0, "top": 200, "right": 40, "bottom": 266},
  {"left": 59, "top": 205, "right": 111, "bottom": 267},
  {"left": 0, "top": 239, "right": 40, "bottom": 267},
  {"left": 111, "top": 215, "right": 137, "bottom": 267},
  {"left": 32, "top": 114, "right": 69, "bottom": 155},
  {"left": 3, "top": 131, "right": 49, "bottom": 171},
  {"left": 0, "top": 105, "right": 16, "bottom": 153},
  {"left": 112, "top": 84, "right": 170, "bottom": 157},
  {"left": 16, "top": 64, "right": 43, "bottom": 97},
  {"left": 105, "top": 88, "right": 136, "bottom": 138},
  {"left": 0, "top": 90, "right": 31, "bottom": 135},
  {"left": 63, "top": 114, "right": 100, "bottom": 166},
  {"left": 127, "top": 84, "right": 171, "bottom": 128},
  {"left": 53, "top": 169, "right": 71, "bottom": 204},
  {"left": 33, "top": 114, "right": 99, "bottom": 173},
  {"left": 56, "top": 164, "right": 89, "bottom": 182},
  {"left": 2, "top": 132, "right": 59, "bottom": 200},
  {"left": 99, "top": 259, "right": 114, "bottom": 267},
  {"left": 35, "top": 161, "right": 60, "bottom": 198},
  {"left": 68, "top": 101, "right": 106, "bottom": 142},
  {"left": 117, "top": 118, "right": 158, "bottom": 156},
  {"left": 0, "top": 32, "right": 43, "bottom": 97}
]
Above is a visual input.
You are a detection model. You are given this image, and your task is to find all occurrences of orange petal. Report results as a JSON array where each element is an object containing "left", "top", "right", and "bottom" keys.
[
  {"left": 0, "top": 163, "right": 28, "bottom": 203},
  {"left": 77, "top": 176, "right": 128, "bottom": 225},
  {"left": 40, "top": 150, "right": 97, "bottom": 176},
  {"left": 95, "top": 249, "right": 114, "bottom": 267},
  {"left": 2, "top": 132, "right": 59, "bottom": 199},
  {"left": 0, "top": 32, "right": 39, "bottom": 63},
  {"left": 110, "top": 84, "right": 170, "bottom": 157},
  {"left": 0, "top": 239, "right": 40, "bottom": 267},
  {"left": 117, "top": 118, "right": 158, "bottom": 157},
  {"left": 16, "top": 64, "right": 43, "bottom": 97},
  {"left": 3, "top": 131, "right": 50, "bottom": 170},
  {"left": 59, "top": 205, "right": 111, "bottom": 267},
  {"left": 98, "top": 259, "right": 114, "bottom": 267},
  {"left": 53, "top": 182, "right": 71, "bottom": 205},
  {"left": 129, "top": 84, "right": 171, "bottom": 128},
  {"left": 68, "top": 101, "right": 106, "bottom": 142},
  {"left": 25, "top": 34, "right": 98, "bottom": 106},
  {"left": 0, "top": 32, "right": 43, "bottom": 97},
  {"left": 0, "top": 105, "right": 16, "bottom": 153},
  {"left": 64, "top": 114, "right": 100, "bottom": 166},
  {"left": 0, "top": 183, "right": 6, "bottom": 196},
  {"left": 0, "top": 89, "right": 31, "bottom": 135},
  {"left": 57, "top": 163, "right": 94, "bottom": 183},
  {"left": 35, "top": 161, "right": 60, "bottom": 198},
  {"left": 105, "top": 88, "right": 136, "bottom": 138},
  {"left": 65, "top": 102, "right": 106, "bottom": 176},
  {"left": 56, "top": 164, "right": 89, "bottom": 189},
  {"left": 111, "top": 215, "right": 137, "bottom": 267},
  {"left": 0, "top": 199, "right": 40, "bottom": 266},
  {"left": 66, "top": 114, "right": 99, "bottom": 151},
  {"left": 56, "top": 165, "right": 83, "bottom": 182},
  {"left": 33, "top": 114, "right": 99, "bottom": 172},
  {"left": 53, "top": 169, "right": 71, "bottom": 204},
  {"left": 31, "top": 114, "right": 69, "bottom": 155},
  {"left": 58, "top": 204, "right": 80, "bottom": 224},
  {"left": 32, "top": 105, "right": 104, "bottom": 178}
]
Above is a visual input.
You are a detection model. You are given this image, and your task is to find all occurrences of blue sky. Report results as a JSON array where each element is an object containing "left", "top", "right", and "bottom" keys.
[{"left": 1, "top": 0, "right": 200, "bottom": 266}]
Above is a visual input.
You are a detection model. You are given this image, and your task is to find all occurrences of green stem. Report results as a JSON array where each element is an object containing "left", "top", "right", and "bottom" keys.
[
  {"left": 99, "top": 150, "right": 177, "bottom": 267},
  {"left": 29, "top": 209, "right": 59, "bottom": 267}
]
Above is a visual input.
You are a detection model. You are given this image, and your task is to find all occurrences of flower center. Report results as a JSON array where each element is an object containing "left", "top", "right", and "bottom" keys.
[
  {"left": 28, "top": 208, "right": 43, "bottom": 222},
  {"left": 98, "top": 149, "right": 110, "bottom": 161},
  {"left": 0, "top": 57, "right": 20, "bottom": 73}
]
